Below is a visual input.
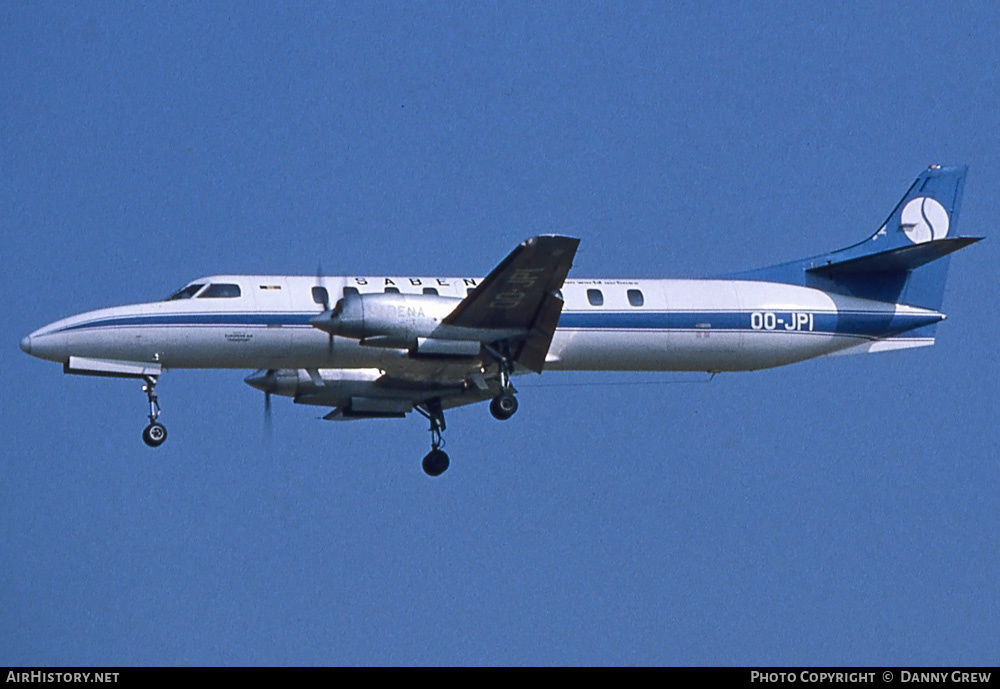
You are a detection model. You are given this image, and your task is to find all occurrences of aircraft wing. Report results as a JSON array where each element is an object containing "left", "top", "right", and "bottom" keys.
[
  {"left": 443, "top": 234, "right": 579, "bottom": 372},
  {"left": 313, "top": 364, "right": 499, "bottom": 421},
  {"left": 314, "top": 236, "right": 580, "bottom": 420}
]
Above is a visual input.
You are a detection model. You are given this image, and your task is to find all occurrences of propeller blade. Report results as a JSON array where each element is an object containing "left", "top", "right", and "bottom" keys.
[
  {"left": 316, "top": 263, "right": 330, "bottom": 311},
  {"left": 316, "top": 264, "right": 335, "bottom": 359}
]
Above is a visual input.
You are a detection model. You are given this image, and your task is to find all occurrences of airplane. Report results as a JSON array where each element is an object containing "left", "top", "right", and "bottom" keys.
[{"left": 20, "top": 165, "right": 981, "bottom": 476}]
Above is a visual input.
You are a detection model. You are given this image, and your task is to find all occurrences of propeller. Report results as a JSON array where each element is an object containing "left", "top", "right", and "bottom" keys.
[
  {"left": 316, "top": 263, "right": 331, "bottom": 310},
  {"left": 245, "top": 369, "right": 276, "bottom": 436},
  {"left": 316, "top": 263, "right": 334, "bottom": 359}
]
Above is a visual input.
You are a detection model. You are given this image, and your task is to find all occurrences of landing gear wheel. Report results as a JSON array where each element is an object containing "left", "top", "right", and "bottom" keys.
[
  {"left": 422, "top": 448, "right": 450, "bottom": 477},
  {"left": 490, "top": 392, "right": 518, "bottom": 420},
  {"left": 416, "top": 399, "right": 450, "bottom": 476},
  {"left": 142, "top": 422, "right": 167, "bottom": 447},
  {"left": 140, "top": 375, "right": 166, "bottom": 447}
]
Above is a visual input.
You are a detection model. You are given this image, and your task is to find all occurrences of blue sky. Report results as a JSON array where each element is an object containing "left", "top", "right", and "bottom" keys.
[{"left": 2, "top": 1, "right": 998, "bottom": 666}]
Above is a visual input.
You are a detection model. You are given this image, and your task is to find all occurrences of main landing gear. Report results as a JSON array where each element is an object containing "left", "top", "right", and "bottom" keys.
[
  {"left": 413, "top": 345, "right": 520, "bottom": 476},
  {"left": 141, "top": 375, "right": 167, "bottom": 447},
  {"left": 416, "top": 400, "right": 449, "bottom": 477},
  {"left": 487, "top": 342, "right": 519, "bottom": 421},
  {"left": 490, "top": 391, "right": 518, "bottom": 420}
]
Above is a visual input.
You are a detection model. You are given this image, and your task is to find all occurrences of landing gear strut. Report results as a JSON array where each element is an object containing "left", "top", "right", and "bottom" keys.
[
  {"left": 485, "top": 342, "right": 519, "bottom": 421},
  {"left": 141, "top": 375, "right": 167, "bottom": 447},
  {"left": 416, "top": 399, "right": 449, "bottom": 477}
]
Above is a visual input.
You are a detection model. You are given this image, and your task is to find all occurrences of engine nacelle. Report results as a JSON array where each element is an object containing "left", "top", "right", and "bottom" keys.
[
  {"left": 311, "top": 292, "right": 462, "bottom": 348},
  {"left": 245, "top": 368, "right": 415, "bottom": 416}
]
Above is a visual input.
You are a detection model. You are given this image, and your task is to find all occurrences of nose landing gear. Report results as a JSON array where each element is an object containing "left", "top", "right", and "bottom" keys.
[
  {"left": 141, "top": 376, "right": 167, "bottom": 447},
  {"left": 142, "top": 421, "right": 167, "bottom": 447}
]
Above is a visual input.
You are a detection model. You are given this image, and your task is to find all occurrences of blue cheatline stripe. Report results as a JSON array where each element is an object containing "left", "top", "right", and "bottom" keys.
[
  {"left": 57, "top": 312, "right": 316, "bottom": 332},
  {"left": 55, "top": 309, "right": 942, "bottom": 338},
  {"left": 558, "top": 310, "right": 941, "bottom": 336}
]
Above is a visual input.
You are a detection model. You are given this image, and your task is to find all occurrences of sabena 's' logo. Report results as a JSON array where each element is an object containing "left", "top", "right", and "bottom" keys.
[{"left": 900, "top": 197, "right": 949, "bottom": 244}]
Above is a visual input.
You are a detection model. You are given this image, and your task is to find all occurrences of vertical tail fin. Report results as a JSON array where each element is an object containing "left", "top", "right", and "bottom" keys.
[
  {"left": 862, "top": 164, "right": 966, "bottom": 250},
  {"left": 733, "top": 166, "right": 981, "bottom": 310},
  {"left": 806, "top": 165, "right": 975, "bottom": 310}
]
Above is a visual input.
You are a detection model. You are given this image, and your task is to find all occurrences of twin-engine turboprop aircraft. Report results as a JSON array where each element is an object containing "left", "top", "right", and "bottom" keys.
[{"left": 21, "top": 166, "right": 980, "bottom": 476}]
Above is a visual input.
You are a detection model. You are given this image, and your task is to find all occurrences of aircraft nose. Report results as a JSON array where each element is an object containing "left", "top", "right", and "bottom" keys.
[{"left": 19, "top": 335, "right": 31, "bottom": 355}]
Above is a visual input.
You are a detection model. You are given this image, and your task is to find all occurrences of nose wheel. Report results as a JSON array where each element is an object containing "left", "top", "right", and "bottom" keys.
[
  {"left": 141, "top": 376, "right": 167, "bottom": 447},
  {"left": 142, "top": 422, "right": 167, "bottom": 447},
  {"left": 416, "top": 399, "right": 449, "bottom": 476}
]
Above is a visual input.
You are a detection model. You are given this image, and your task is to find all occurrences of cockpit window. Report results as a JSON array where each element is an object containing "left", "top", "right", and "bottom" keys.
[
  {"left": 165, "top": 284, "right": 205, "bottom": 300},
  {"left": 199, "top": 283, "right": 242, "bottom": 298}
]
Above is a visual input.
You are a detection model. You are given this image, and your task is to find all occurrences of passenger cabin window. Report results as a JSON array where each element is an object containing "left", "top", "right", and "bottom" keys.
[
  {"left": 312, "top": 286, "right": 330, "bottom": 305},
  {"left": 199, "top": 283, "right": 242, "bottom": 298},
  {"left": 165, "top": 284, "right": 205, "bottom": 300},
  {"left": 627, "top": 289, "right": 644, "bottom": 307},
  {"left": 384, "top": 287, "right": 400, "bottom": 294},
  {"left": 342, "top": 287, "right": 359, "bottom": 297},
  {"left": 587, "top": 289, "right": 604, "bottom": 306},
  {"left": 422, "top": 287, "right": 438, "bottom": 296},
  {"left": 467, "top": 287, "right": 475, "bottom": 296}
]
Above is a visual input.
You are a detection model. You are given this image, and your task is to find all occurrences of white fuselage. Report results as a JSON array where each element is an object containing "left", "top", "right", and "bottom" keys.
[{"left": 22, "top": 274, "right": 943, "bottom": 375}]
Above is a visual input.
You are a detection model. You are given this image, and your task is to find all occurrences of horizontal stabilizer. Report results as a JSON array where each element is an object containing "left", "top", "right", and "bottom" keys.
[{"left": 807, "top": 237, "right": 982, "bottom": 276}]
